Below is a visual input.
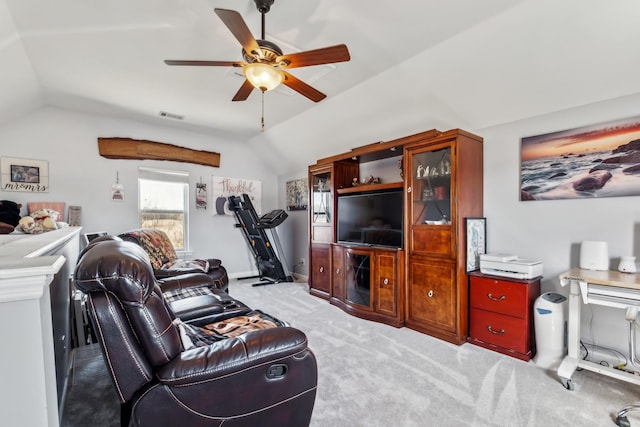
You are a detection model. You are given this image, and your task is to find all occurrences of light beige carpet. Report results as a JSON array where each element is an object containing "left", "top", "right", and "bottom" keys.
[
  {"left": 231, "top": 278, "right": 640, "bottom": 427},
  {"left": 62, "top": 278, "right": 640, "bottom": 426}
]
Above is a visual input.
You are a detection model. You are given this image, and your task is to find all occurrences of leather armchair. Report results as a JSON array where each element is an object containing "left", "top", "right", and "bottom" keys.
[
  {"left": 81, "top": 234, "right": 234, "bottom": 319},
  {"left": 74, "top": 239, "right": 317, "bottom": 427},
  {"left": 119, "top": 228, "right": 229, "bottom": 292}
]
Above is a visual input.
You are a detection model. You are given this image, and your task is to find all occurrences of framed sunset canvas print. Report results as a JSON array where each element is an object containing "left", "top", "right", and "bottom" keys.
[{"left": 520, "top": 115, "right": 640, "bottom": 201}]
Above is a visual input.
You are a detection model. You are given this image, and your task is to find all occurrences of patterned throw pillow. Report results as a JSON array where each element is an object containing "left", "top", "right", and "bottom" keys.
[{"left": 123, "top": 229, "right": 177, "bottom": 269}]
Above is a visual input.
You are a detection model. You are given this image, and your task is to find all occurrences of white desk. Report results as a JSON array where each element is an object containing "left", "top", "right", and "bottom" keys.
[{"left": 557, "top": 268, "right": 640, "bottom": 390}]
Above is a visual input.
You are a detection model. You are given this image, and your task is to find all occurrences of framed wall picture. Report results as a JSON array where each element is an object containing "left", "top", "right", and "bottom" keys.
[
  {"left": 465, "top": 217, "right": 486, "bottom": 273},
  {"left": 68, "top": 205, "right": 82, "bottom": 226},
  {"left": 1, "top": 157, "right": 49, "bottom": 192},
  {"left": 520, "top": 114, "right": 640, "bottom": 201},
  {"left": 196, "top": 182, "right": 207, "bottom": 209},
  {"left": 211, "top": 176, "right": 262, "bottom": 215},
  {"left": 286, "top": 178, "right": 308, "bottom": 211}
]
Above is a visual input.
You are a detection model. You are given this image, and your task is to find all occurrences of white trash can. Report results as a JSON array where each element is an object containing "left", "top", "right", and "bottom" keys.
[{"left": 533, "top": 292, "right": 567, "bottom": 369}]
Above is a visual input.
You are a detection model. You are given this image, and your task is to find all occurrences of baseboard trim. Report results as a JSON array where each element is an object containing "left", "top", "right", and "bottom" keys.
[
  {"left": 229, "top": 271, "right": 308, "bottom": 283},
  {"left": 229, "top": 270, "right": 260, "bottom": 280},
  {"left": 292, "top": 272, "right": 308, "bottom": 282}
]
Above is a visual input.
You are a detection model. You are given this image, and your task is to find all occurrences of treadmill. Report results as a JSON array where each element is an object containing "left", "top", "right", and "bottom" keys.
[{"left": 228, "top": 194, "right": 294, "bottom": 286}]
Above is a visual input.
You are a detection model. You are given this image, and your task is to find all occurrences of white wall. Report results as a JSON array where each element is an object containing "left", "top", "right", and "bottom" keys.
[
  {"left": 278, "top": 169, "right": 310, "bottom": 278},
  {"left": 281, "top": 93, "right": 640, "bottom": 356},
  {"left": 0, "top": 106, "right": 280, "bottom": 277},
  {"left": 480, "top": 92, "right": 640, "bottom": 354},
  {"left": 4, "top": 97, "right": 640, "bottom": 357}
]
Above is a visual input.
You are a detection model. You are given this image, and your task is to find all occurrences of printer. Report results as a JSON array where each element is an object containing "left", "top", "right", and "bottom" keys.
[{"left": 479, "top": 253, "right": 543, "bottom": 280}]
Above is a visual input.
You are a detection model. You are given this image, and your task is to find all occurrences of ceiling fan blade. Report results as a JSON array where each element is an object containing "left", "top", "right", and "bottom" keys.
[
  {"left": 214, "top": 8, "right": 261, "bottom": 59},
  {"left": 277, "top": 44, "right": 351, "bottom": 69},
  {"left": 164, "top": 60, "right": 244, "bottom": 67},
  {"left": 232, "top": 79, "right": 255, "bottom": 102},
  {"left": 281, "top": 71, "right": 326, "bottom": 102}
]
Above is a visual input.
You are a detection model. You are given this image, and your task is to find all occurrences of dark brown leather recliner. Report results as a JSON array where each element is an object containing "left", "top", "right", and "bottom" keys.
[
  {"left": 118, "top": 228, "right": 229, "bottom": 293},
  {"left": 82, "top": 235, "right": 244, "bottom": 323},
  {"left": 74, "top": 239, "right": 318, "bottom": 427}
]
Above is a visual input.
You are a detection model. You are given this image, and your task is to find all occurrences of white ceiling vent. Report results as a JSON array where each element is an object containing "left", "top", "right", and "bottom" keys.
[{"left": 159, "top": 111, "right": 184, "bottom": 120}]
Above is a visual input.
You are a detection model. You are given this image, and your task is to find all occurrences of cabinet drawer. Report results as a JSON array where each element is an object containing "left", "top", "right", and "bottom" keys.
[
  {"left": 410, "top": 227, "right": 452, "bottom": 257},
  {"left": 470, "top": 308, "right": 528, "bottom": 354},
  {"left": 470, "top": 276, "right": 527, "bottom": 318}
]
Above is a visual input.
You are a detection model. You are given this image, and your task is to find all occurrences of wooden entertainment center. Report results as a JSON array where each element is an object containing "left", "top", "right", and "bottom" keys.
[{"left": 308, "top": 128, "right": 483, "bottom": 344}]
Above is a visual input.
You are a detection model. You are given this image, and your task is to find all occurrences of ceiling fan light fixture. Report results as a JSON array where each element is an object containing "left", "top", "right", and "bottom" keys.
[{"left": 243, "top": 63, "right": 284, "bottom": 92}]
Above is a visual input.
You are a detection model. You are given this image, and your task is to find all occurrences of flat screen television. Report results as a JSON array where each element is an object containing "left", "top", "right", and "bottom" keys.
[{"left": 337, "top": 189, "right": 403, "bottom": 248}]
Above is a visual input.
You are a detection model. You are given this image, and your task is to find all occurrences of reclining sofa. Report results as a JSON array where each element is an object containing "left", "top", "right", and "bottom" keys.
[
  {"left": 119, "top": 228, "right": 229, "bottom": 292},
  {"left": 74, "top": 238, "right": 317, "bottom": 427}
]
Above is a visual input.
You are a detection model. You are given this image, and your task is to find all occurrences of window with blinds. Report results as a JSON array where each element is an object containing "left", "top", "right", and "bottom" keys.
[{"left": 138, "top": 167, "right": 189, "bottom": 250}]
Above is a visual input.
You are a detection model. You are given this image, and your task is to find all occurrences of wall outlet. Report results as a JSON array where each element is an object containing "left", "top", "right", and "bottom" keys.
[{"left": 298, "top": 258, "right": 306, "bottom": 265}]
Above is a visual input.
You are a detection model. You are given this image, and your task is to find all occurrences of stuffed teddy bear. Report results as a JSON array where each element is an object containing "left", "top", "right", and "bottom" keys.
[{"left": 17, "top": 208, "right": 65, "bottom": 234}]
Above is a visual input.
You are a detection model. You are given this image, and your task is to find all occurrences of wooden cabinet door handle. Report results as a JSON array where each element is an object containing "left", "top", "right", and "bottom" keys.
[
  {"left": 335, "top": 268, "right": 341, "bottom": 274},
  {"left": 319, "top": 266, "right": 324, "bottom": 273},
  {"left": 487, "top": 293, "right": 506, "bottom": 302},
  {"left": 487, "top": 325, "right": 505, "bottom": 335},
  {"left": 427, "top": 290, "right": 434, "bottom": 298},
  {"left": 382, "top": 278, "right": 389, "bottom": 286}
]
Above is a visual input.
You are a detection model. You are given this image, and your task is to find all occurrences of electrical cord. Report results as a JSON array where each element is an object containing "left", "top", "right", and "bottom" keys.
[
  {"left": 580, "top": 340, "right": 589, "bottom": 360},
  {"left": 581, "top": 341, "right": 628, "bottom": 369}
]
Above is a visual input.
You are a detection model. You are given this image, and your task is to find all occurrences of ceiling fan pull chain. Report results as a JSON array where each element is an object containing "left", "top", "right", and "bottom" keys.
[{"left": 261, "top": 90, "right": 265, "bottom": 132}]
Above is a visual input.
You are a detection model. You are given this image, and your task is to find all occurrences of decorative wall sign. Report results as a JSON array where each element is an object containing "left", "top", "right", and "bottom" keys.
[
  {"left": 111, "top": 172, "right": 124, "bottom": 201},
  {"left": 1, "top": 157, "right": 49, "bottom": 192},
  {"left": 68, "top": 206, "right": 82, "bottom": 226},
  {"left": 196, "top": 180, "right": 207, "bottom": 209},
  {"left": 286, "top": 178, "right": 308, "bottom": 211},
  {"left": 465, "top": 217, "right": 486, "bottom": 273},
  {"left": 212, "top": 176, "right": 262, "bottom": 215},
  {"left": 521, "top": 115, "right": 640, "bottom": 201}
]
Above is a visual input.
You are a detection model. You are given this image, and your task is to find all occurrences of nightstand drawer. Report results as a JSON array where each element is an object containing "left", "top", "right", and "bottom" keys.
[
  {"left": 470, "top": 276, "right": 527, "bottom": 318},
  {"left": 470, "top": 308, "right": 529, "bottom": 354}
]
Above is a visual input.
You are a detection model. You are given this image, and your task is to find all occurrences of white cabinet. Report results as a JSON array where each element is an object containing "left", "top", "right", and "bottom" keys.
[{"left": 0, "top": 227, "right": 81, "bottom": 427}]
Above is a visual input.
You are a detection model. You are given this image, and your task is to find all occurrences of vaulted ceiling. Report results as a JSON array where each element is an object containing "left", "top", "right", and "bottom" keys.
[{"left": 2, "top": 0, "right": 640, "bottom": 174}]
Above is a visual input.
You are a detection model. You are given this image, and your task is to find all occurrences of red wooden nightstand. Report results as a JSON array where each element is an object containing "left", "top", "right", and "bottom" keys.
[{"left": 467, "top": 272, "right": 541, "bottom": 361}]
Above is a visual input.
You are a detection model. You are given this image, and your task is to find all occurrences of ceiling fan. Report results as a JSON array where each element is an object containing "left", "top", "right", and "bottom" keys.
[{"left": 164, "top": 0, "right": 351, "bottom": 103}]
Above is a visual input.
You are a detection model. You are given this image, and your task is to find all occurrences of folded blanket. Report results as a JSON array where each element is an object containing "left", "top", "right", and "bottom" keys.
[
  {"left": 177, "top": 310, "right": 281, "bottom": 350},
  {"left": 161, "top": 259, "right": 209, "bottom": 273}
]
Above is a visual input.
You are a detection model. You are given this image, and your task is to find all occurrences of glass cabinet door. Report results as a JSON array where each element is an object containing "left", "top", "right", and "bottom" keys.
[
  {"left": 312, "top": 170, "right": 332, "bottom": 225},
  {"left": 345, "top": 250, "right": 371, "bottom": 307},
  {"left": 409, "top": 146, "right": 451, "bottom": 226}
]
